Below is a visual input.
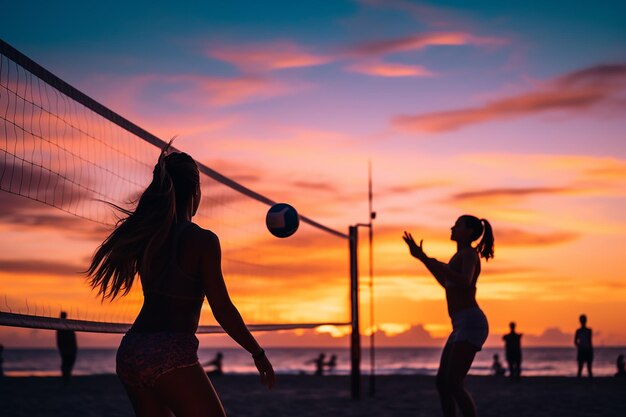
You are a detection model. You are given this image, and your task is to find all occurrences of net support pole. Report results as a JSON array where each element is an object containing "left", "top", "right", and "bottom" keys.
[{"left": 349, "top": 225, "right": 361, "bottom": 400}]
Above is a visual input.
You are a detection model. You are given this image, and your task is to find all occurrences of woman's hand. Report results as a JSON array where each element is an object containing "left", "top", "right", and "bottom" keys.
[
  {"left": 254, "top": 352, "right": 276, "bottom": 390},
  {"left": 403, "top": 231, "right": 425, "bottom": 260}
]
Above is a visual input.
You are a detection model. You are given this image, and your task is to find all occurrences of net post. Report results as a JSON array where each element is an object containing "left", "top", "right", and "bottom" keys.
[{"left": 349, "top": 225, "right": 361, "bottom": 400}]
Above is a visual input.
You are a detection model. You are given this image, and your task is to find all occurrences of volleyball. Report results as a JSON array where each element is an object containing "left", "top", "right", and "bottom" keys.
[{"left": 266, "top": 203, "right": 299, "bottom": 238}]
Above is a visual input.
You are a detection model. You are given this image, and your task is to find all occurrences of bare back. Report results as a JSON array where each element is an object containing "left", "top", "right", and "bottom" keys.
[{"left": 131, "top": 222, "right": 206, "bottom": 333}]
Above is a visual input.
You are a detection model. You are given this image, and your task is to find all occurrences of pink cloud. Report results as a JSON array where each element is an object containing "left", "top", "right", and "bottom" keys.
[
  {"left": 450, "top": 186, "right": 574, "bottom": 204},
  {"left": 114, "top": 73, "right": 308, "bottom": 107},
  {"left": 192, "top": 75, "right": 302, "bottom": 106},
  {"left": 345, "top": 61, "right": 434, "bottom": 77},
  {"left": 0, "top": 259, "right": 84, "bottom": 276},
  {"left": 205, "top": 30, "right": 504, "bottom": 79},
  {"left": 393, "top": 63, "right": 626, "bottom": 132},
  {"left": 344, "top": 31, "right": 508, "bottom": 58},
  {"left": 206, "top": 41, "right": 332, "bottom": 72},
  {"left": 496, "top": 228, "right": 579, "bottom": 247}
]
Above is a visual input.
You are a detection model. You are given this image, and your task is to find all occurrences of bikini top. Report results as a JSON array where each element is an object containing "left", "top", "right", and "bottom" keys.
[{"left": 142, "top": 221, "right": 205, "bottom": 300}]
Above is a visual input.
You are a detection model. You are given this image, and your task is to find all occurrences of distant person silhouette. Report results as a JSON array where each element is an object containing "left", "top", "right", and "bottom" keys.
[
  {"left": 0, "top": 344, "right": 4, "bottom": 377},
  {"left": 404, "top": 215, "right": 494, "bottom": 417},
  {"left": 325, "top": 354, "right": 337, "bottom": 374},
  {"left": 615, "top": 354, "right": 626, "bottom": 377},
  {"left": 204, "top": 352, "right": 224, "bottom": 376},
  {"left": 574, "top": 314, "right": 593, "bottom": 378},
  {"left": 503, "top": 321, "right": 522, "bottom": 379},
  {"left": 490, "top": 354, "right": 506, "bottom": 377},
  {"left": 56, "top": 311, "right": 77, "bottom": 384},
  {"left": 307, "top": 353, "right": 326, "bottom": 376}
]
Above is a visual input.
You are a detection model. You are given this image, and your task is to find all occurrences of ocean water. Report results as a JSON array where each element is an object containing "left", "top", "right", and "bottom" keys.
[{"left": 3, "top": 346, "right": 625, "bottom": 377}]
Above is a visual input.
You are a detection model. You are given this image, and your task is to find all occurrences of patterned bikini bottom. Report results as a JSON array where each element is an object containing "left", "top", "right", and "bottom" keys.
[{"left": 116, "top": 331, "right": 199, "bottom": 388}]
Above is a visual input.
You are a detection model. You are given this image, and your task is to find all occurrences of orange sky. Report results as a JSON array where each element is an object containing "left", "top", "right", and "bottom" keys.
[{"left": 1, "top": 0, "right": 626, "bottom": 348}]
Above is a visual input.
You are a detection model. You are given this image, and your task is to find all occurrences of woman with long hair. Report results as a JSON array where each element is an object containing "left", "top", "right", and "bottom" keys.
[
  {"left": 403, "top": 215, "right": 494, "bottom": 417},
  {"left": 87, "top": 142, "right": 274, "bottom": 417}
]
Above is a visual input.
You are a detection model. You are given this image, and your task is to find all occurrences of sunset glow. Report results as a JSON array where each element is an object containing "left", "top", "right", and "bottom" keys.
[{"left": 1, "top": 0, "right": 625, "bottom": 348}]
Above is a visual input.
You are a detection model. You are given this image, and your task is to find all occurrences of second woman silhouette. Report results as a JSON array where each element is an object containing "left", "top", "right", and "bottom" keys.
[
  {"left": 404, "top": 215, "right": 494, "bottom": 417},
  {"left": 87, "top": 142, "right": 274, "bottom": 417}
]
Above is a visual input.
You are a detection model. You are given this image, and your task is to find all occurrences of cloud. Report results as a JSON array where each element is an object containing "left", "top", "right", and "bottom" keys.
[
  {"left": 94, "top": 73, "right": 309, "bottom": 109},
  {"left": 372, "top": 324, "right": 443, "bottom": 347},
  {"left": 480, "top": 265, "right": 540, "bottom": 277},
  {"left": 450, "top": 186, "right": 574, "bottom": 205},
  {"left": 164, "top": 74, "right": 309, "bottom": 107},
  {"left": 497, "top": 228, "right": 579, "bottom": 247},
  {"left": 196, "top": 158, "right": 265, "bottom": 185},
  {"left": 147, "top": 115, "right": 239, "bottom": 140},
  {"left": 344, "top": 31, "right": 507, "bottom": 58},
  {"left": 372, "top": 222, "right": 573, "bottom": 252},
  {"left": 456, "top": 154, "right": 626, "bottom": 199},
  {"left": 585, "top": 164, "right": 626, "bottom": 182},
  {"left": 524, "top": 327, "right": 573, "bottom": 346},
  {"left": 382, "top": 179, "right": 451, "bottom": 195},
  {"left": 220, "top": 230, "right": 349, "bottom": 286},
  {"left": 372, "top": 223, "right": 442, "bottom": 243},
  {"left": 205, "top": 28, "right": 504, "bottom": 79},
  {"left": 0, "top": 156, "right": 92, "bottom": 206},
  {"left": 206, "top": 41, "right": 332, "bottom": 72},
  {"left": 393, "top": 63, "right": 626, "bottom": 132},
  {"left": 0, "top": 159, "right": 109, "bottom": 238},
  {"left": 345, "top": 61, "right": 434, "bottom": 77},
  {"left": 485, "top": 327, "right": 576, "bottom": 347},
  {"left": 248, "top": 323, "right": 443, "bottom": 347},
  {"left": 289, "top": 180, "right": 337, "bottom": 193},
  {"left": 0, "top": 259, "right": 84, "bottom": 276}
]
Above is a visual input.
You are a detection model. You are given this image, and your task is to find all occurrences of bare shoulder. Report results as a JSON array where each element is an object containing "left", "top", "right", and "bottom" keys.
[{"left": 186, "top": 223, "right": 220, "bottom": 250}]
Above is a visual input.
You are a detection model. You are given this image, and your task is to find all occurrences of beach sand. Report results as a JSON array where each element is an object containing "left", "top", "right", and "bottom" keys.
[{"left": 2, "top": 374, "right": 625, "bottom": 416}]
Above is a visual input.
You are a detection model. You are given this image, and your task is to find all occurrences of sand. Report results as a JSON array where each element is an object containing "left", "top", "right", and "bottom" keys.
[{"left": 1, "top": 374, "right": 625, "bottom": 416}]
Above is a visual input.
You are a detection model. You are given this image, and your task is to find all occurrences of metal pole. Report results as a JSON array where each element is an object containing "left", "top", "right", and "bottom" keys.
[
  {"left": 349, "top": 225, "right": 361, "bottom": 400},
  {"left": 368, "top": 161, "right": 376, "bottom": 398}
]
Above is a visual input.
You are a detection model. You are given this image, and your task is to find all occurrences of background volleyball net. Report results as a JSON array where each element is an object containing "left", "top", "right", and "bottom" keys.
[{"left": 0, "top": 39, "right": 351, "bottom": 334}]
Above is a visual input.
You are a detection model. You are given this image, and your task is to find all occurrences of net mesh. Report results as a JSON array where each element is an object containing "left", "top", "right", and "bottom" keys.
[{"left": 0, "top": 39, "right": 350, "bottom": 333}]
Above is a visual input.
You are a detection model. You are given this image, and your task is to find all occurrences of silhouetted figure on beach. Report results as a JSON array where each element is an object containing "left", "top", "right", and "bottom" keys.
[
  {"left": 204, "top": 352, "right": 224, "bottom": 376},
  {"left": 307, "top": 353, "right": 326, "bottom": 376},
  {"left": 574, "top": 314, "right": 593, "bottom": 378},
  {"left": 404, "top": 215, "right": 494, "bottom": 417},
  {"left": 491, "top": 354, "right": 505, "bottom": 376},
  {"left": 615, "top": 354, "right": 626, "bottom": 377},
  {"left": 87, "top": 141, "right": 274, "bottom": 417},
  {"left": 56, "top": 311, "right": 77, "bottom": 384},
  {"left": 325, "top": 354, "right": 337, "bottom": 374},
  {"left": 503, "top": 321, "right": 522, "bottom": 379}
]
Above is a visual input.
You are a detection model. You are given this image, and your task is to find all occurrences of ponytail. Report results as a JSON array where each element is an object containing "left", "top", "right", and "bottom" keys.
[
  {"left": 87, "top": 140, "right": 197, "bottom": 300},
  {"left": 476, "top": 218, "right": 494, "bottom": 261},
  {"left": 459, "top": 214, "right": 495, "bottom": 261}
]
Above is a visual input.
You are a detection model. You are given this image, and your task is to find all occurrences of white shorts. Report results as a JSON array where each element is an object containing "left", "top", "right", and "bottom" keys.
[{"left": 447, "top": 307, "right": 489, "bottom": 351}]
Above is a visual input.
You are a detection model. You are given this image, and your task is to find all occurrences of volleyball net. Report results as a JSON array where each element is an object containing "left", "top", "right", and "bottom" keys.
[{"left": 0, "top": 39, "right": 351, "bottom": 334}]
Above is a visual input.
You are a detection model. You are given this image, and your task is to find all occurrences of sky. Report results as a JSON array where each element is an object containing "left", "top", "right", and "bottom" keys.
[{"left": 1, "top": 0, "right": 625, "bottom": 348}]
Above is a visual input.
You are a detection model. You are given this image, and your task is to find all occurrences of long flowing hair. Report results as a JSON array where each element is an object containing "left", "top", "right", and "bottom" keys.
[
  {"left": 460, "top": 214, "right": 495, "bottom": 261},
  {"left": 86, "top": 141, "right": 199, "bottom": 300}
]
